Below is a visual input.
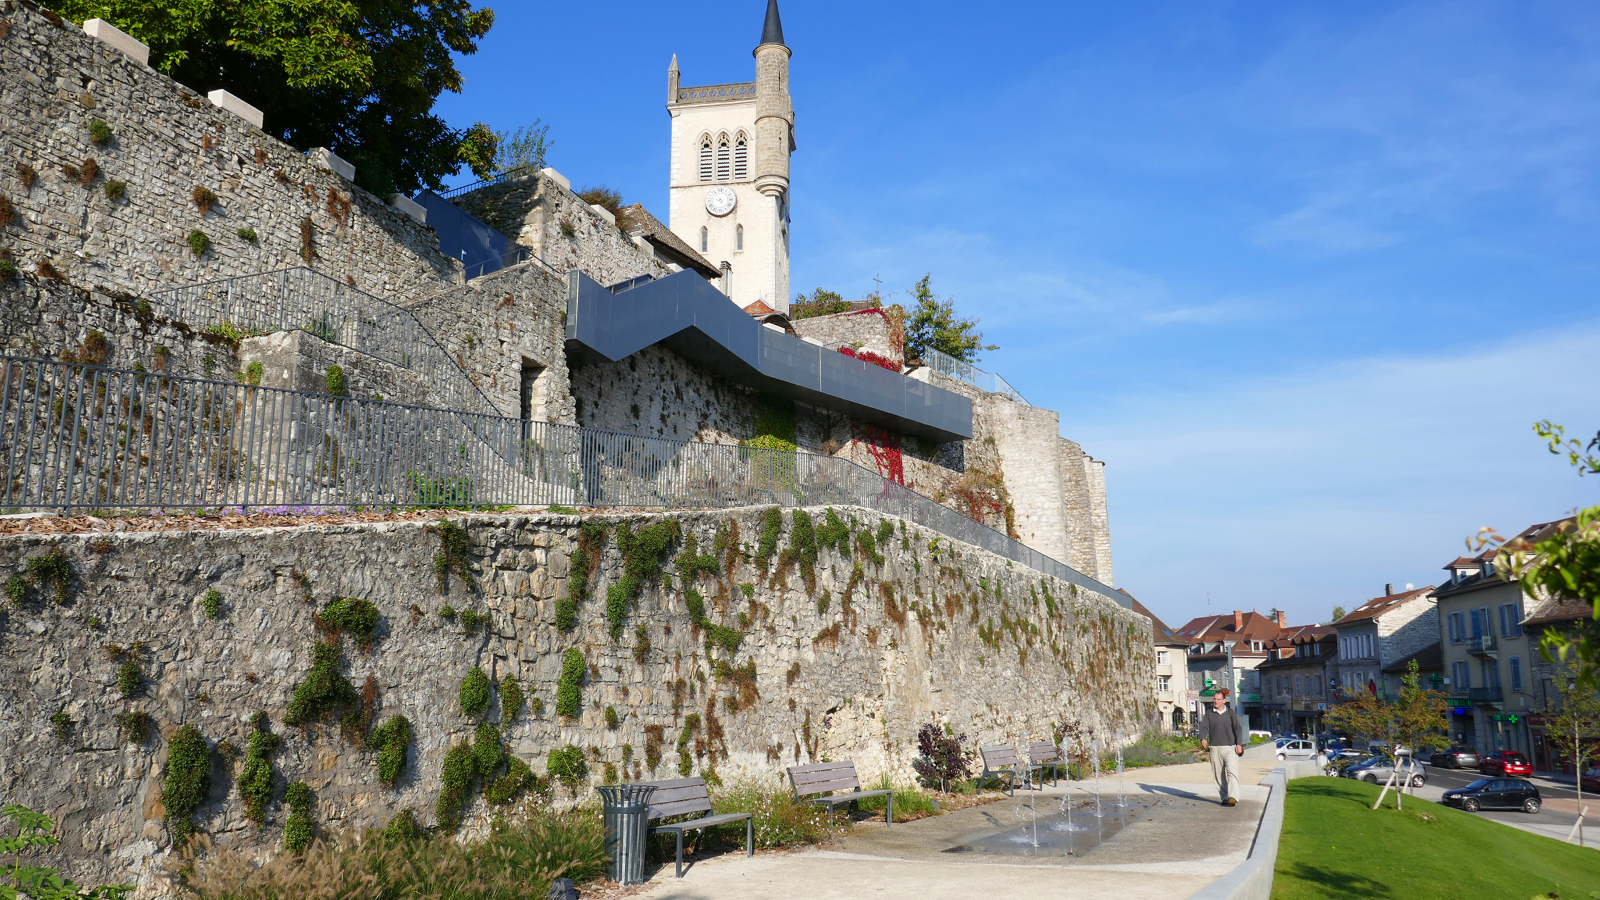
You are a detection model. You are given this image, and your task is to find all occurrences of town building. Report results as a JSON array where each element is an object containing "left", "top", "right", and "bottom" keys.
[
  {"left": 1433, "top": 520, "right": 1569, "bottom": 755},
  {"left": 1127, "top": 593, "right": 1190, "bottom": 732},
  {"left": 1256, "top": 627, "right": 1339, "bottom": 736},
  {"left": 1176, "top": 610, "right": 1294, "bottom": 730},
  {"left": 1379, "top": 642, "right": 1444, "bottom": 699},
  {"left": 1331, "top": 585, "right": 1437, "bottom": 701}
]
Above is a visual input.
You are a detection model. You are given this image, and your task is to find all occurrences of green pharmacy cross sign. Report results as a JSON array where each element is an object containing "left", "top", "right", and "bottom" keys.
[{"left": 1492, "top": 714, "right": 1521, "bottom": 724}]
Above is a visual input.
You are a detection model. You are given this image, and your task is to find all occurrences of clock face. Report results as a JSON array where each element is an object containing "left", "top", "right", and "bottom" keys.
[{"left": 705, "top": 186, "right": 737, "bottom": 217}]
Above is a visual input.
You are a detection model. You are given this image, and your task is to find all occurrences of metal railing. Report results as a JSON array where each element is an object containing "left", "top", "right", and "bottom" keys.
[
  {"left": 922, "top": 347, "right": 1028, "bottom": 405},
  {"left": 1466, "top": 635, "right": 1497, "bottom": 655},
  {"left": 437, "top": 165, "right": 538, "bottom": 200},
  {"left": 0, "top": 354, "right": 1126, "bottom": 606}
]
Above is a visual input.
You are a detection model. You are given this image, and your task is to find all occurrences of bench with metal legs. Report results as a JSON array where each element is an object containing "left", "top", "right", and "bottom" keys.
[{"left": 639, "top": 777, "right": 754, "bottom": 878}]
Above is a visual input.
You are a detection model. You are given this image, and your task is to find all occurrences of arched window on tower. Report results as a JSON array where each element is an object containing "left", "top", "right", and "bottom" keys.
[
  {"left": 699, "top": 136, "right": 713, "bottom": 182},
  {"left": 716, "top": 136, "right": 731, "bottom": 181},
  {"left": 700, "top": 226, "right": 708, "bottom": 252},
  {"left": 736, "top": 224, "right": 743, "bottom": 250},
  {"left": 734, "top": 134, "right": 748, "bottom": 179}
]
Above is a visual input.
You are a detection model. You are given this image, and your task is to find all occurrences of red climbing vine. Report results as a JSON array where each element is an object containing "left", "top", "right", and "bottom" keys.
[
  {"left": 853, "top": 423, "right": 905, "bottom": 486},
  {"left": 837, "top": 346, "right": 899, "bottom": 371}
]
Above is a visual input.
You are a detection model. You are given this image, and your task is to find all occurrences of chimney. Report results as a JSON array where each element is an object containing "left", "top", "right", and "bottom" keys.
[
  {"left": 1233, "top": 610, "right": 1243, "bottom": 632},
  {"left": 1385, "top": 583, "right": 1393, "bottom": 596},
  {"left": 1277, "top": 610, "right": 1286, "bottom": 629}
]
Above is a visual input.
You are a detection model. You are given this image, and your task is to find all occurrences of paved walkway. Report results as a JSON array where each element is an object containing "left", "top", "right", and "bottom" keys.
[{"left": 632, "top": 762, "right": 1274, "bottom": 900}]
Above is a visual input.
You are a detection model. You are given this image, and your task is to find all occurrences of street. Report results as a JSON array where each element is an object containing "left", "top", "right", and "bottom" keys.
[{"left": 1403, "top": 764, "right": 1600, "bottom": 847}]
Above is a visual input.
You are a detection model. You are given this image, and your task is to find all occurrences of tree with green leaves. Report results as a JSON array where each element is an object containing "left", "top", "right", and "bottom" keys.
[
  {"left": 1545, "top": 677, "right": 1600, "bottom": 843},
  {"left": 1484, "top": 422, "right": 1600, "bottom": 692},
  {"left": 493, "top": 121, "right": 552, "bottom": 176},
  {"left": 903, "top": 274, "right": 996, "bottom": 364},
  {"left": 457, "top": 122, "right": 500, "bottom": 182},
  {"left": 47, "top": 0, "right": 495, "bottom": 198},
  {"left": 1330, "top": 605, "right": 1347, "bottom": 622},
  {"left": 790, "top": 288, "right": 853, "bottom": 320}
]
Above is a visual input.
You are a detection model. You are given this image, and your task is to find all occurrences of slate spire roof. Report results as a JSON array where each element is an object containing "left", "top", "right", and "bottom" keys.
[{"left": 760, "top": 0, "right": 786, "bottom": 47}]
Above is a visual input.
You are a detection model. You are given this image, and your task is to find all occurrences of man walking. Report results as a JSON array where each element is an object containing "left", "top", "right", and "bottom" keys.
[{"left": 1199, "top": 690, "right": 1245, "bottom": 806}]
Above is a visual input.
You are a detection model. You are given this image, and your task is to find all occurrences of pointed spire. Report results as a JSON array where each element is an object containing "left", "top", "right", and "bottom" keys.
[
  {"left": 759, "top": 0, "right": 785, "bottom": 47},
  {"left": 669, "top": 53, "right": 679, "bottom": 72}
]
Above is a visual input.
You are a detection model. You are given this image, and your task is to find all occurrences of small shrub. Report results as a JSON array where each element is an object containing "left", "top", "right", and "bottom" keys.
[
  {"left": 299, "top": 216, "right": 316, "bottom": 261},
  {"left": 162, "top": 725, "right": 211, "bottom": 843},
  {"left": 712, "top": 780, "right": 837, "bottom": 848},
  {"left": 76, "top": 158, "right": 98, "bottom": 185},
  {"left": 500, "top": 676, "right": 525, "bottom": 720},
  {"left": 756, "top": 507, "right": 783, "bottom": 566},
  {"left": 239, "top": 714, "right": 282, "bottom": 825},
  {"left": 0, "top": 254, "right": 15, "bottom": 281},
  {"left": 283, "top": 643, "right": 358, "bottom": 727},
  {"left": 16, "top": 162, "right": 37, "bottom": 187},
  {"left": 911, "top": 722, "right": 970, "bottom": 793},
  {"left": 0, "top": 193, "right": 14, "bottom": 228},
  {"left": 88, "top": 119, "right": 113, "bottom": 144},
  {"left": 633, "top": 623, "right": 651, "bottom": 665},
  {"left": 473, "top": 722, "right": 503, "bottom": 774},
  {"left": 5, "top": 574, "right": 26, "bottom": 604},
  {"left": 458, "top": 608, "right": 486, "bottom": 633},
  {"left": 559, "top": 522, "right": 608, "bottom": 630},
  {"left": 436, "top": 741, "right": 476, "bottom": 831},
  {"left": 243, "top": 360, "right": 264, "bottom": 386},
  {"left": 547, "top": 744, "right": 586, "bottom": 789},
  {"left": 117, "top": 660, "right": 141, "bottom": 698},
  {"left": 319, "top": 596, "right": 378, "bottom": 648},
  {"left": 237, "top": 227, "right": 258, "bottom": 243},
  {"left": 50, "top": 709, "right": 74, "bottom": 743},
  {"left": 104, "top": 180, "right": 125, "bottom": 200},
  {"left": 25, "top": 549, "right": 71, "bottom": 603},
  {"left": 36, "top": 257, "right": 65, "bottom": 281},
  {"left": 604, "top": 705, "right": 619, "bottom": 729},
  {"left": 201, "top": 589, "right": 223, "bottom": 619},
  {"left": 191, "top": 185, "right": 218, "bottom": 214},
  {"left": 371, "top": 715, "right": 412, "bottom": 787},
  {"left": 187, "top": 229, "right": 210, "bottom": 257},
  {"left": 460, "top": 667, "right": 492, "bottom": 717},
  {"left": 116, "top": 710, "right": 153, "bottom": 744},
  {"left": 432, "top": 520, "right": 476, "bottom": 592},
  {"left": 282, "top": 782, "right": 314, "bottom": 852},
  {"left": 485, "top": 755, "right": 536, "bottom": 805},
  {"left": 557, "top": 648, "right": 584, "bottom": 718},
  {"left": 324, "top": 364, "right": 346, "bottom": 397}
]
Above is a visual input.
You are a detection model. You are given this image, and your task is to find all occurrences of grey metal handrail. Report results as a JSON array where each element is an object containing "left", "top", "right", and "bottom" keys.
[
  {"left": 0, "top": 354, "right": 1126, "bottom": 607},
  {"left": 921, "top": 347, "right": 1028, "bottom": 405}
]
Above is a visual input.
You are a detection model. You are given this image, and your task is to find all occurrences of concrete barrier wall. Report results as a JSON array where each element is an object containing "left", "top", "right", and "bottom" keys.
[{"left": 1187, "top": 760, "right": 1330, "bottom": 900}]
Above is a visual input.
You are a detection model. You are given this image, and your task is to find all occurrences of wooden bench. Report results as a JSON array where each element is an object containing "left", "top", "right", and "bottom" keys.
[
  {"left": 1029, "top": 741, "right": 1065, "bottom": 787},
  {"left": 787, "top": 760, "right": 894, "bottom": 825},
  {"left": 640, "top": 777, "right": 753, "bottom": 878},
  {"left": 979, "top": 744, "right": 1024, "bottom": 795}
]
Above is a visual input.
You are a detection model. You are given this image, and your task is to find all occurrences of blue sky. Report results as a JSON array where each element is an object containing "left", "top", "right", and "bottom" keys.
[{"left": 434, "top": 1, "right": 1600, "bottom": 629}]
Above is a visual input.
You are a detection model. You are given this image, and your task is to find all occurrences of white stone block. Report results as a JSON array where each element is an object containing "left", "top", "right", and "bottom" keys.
[
  {"left": 307, "top": 147, "right": 355, "bottom": 181},
  {"left": 83, "top": 19, "right": 149, "bottom": 66},
  {"left": 589, "top": 204, "right": 616, "bottom": 226},
  {"left": 206, "top": 89, "right": 264, "bottom": 128},
  {"left": 389, "top": 194, "right": 427, "bottom": 224},
  {"left": 801, "top": 336, "right": 824, "bottom": 347},
  {"left": 541, "top": 167, "right": 571, "bottom": 190}
]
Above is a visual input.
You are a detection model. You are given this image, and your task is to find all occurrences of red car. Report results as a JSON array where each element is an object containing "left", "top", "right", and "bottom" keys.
[{"left": 1480, "top": 750, "right": 1534, "bottom": 777}]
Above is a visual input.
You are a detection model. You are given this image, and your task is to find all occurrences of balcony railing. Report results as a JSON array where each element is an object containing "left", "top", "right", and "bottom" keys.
[{"left": 1466, "top": 635, "right": 1497, "bottom": 656}]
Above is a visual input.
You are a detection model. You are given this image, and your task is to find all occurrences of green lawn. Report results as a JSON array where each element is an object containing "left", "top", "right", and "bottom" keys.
[{"left": 1273, "top": 777, "right": 1600, "bottom": 900}]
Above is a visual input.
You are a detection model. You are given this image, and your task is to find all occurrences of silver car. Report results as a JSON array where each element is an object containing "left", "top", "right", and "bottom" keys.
[
  {"left": 1276, "top": 739, "right": 1319, "bottom": 761},
  {"left": 1344, "top": 755, "right": 1426, "bottom": 787}
]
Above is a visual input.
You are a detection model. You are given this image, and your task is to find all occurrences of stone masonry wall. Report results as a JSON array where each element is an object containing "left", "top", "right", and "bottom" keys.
[
  {"left": 1376, "top": 600, "right": 1440, "bottom": 670},
  {"left": 237, "top": 331, "right": 435, "bottom": 409},
  {"left": 0, "top": 3, "right": 458, "bottom": 297},
  {"left": 0, "top": 506, "right": 1150, "bottom": 892},
  {"left": 454, "top": 172, "right": 675, "bottom": 289},
  {"left": 791, "top": 309, "right": 900, "bottom": 365}
]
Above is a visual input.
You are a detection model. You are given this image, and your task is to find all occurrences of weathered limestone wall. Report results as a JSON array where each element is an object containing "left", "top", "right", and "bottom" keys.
[
  {"left": 453, "top": 172, "right": 674, "bottom": 289},
  {"left": 0, "top": 506, "right": 1150, "bottom": 891},
  {"left": 0, "top": 2, "right": 457, "bottom": 296},
  {"left": 988, "top": 403, "right": 1070, "bottom": 565},
  {"left": 237, "top": 331, "right": 435, "bottom": 408},
  {"left": 0, "top": 273, "right": 241, "bottom": 378},
  {"left": 404, "top": 260, "right": 573, "bottom": 422},
  {"left": 791, "top": 309, "right": 900, "bottom": 365}
]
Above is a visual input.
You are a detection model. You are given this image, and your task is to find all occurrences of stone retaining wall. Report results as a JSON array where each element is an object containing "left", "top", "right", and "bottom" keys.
[{"left": 0, "top": 505, "right": 1149, "bottom": 892}]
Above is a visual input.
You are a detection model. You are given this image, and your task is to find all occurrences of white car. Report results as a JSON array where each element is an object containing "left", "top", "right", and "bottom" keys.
[{"left": 1276, "top": 739, "right": 1318, "bottom": 761}]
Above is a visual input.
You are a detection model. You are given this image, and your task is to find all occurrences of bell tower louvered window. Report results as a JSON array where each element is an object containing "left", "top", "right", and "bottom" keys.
[
  {"left": 716, "top": 137, "right": 731, "bottom": 181},
  {"left": 734, "top": 135, "right": 748, "bottom": 179},
  {"left": 700, "top": 226, "right": 708, "bottom": 252},
  {"left": 699, "top": 137, "right": 713, "bottom": 182}
]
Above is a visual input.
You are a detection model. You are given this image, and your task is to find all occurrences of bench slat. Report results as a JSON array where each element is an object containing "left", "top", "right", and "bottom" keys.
[
  {"left": 788, "top": 762, "right": 855, "bottom": 776},
  {"left": 648, "top": 798, "right": 714, "bottom": 819},
  {"left": 980, "top": 746, "right": 1021, "bottom": 766},
  {"left": 807, "top": 789, "right": 891, "bottom": 805},
  {"left": 793, "top": 777, "right": 859, "bottom": 795},
  {"left": 636, "top": 777, "right": 714, "bottom": 820},
  {"left": 652, "top": 812, "right": 752, "bottom": 832}
]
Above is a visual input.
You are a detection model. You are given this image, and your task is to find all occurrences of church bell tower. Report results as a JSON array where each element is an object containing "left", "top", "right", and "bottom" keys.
[{"left": 666, "top": 0, "right": 795, "bottom": 313}]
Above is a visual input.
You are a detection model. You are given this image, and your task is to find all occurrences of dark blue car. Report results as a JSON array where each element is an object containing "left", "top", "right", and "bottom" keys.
[{"left": 1441, "top": 777, "right": 1541, "bottom": 814}]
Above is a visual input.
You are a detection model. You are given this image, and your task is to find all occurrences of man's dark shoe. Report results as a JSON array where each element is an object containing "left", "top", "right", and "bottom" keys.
[{"left": 1226, "top": 798, "right": 1238, "bottom": 807}]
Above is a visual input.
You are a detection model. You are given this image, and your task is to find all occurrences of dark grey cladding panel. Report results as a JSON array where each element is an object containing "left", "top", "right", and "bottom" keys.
[{"left": 565, "top": 270, "right": 974, "bottom": 443}]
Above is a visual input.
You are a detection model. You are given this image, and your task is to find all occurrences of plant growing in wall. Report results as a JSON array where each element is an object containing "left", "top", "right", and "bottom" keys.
[
  {"left": 317, "top": 596, "right": 378, "bottom": 650},
  {"left": 435, "top": 741, "right": 476, "bottom": 831},
  {"left": 237, "top": 227, "right": 258, "bottom": 244},
  {"left": 299, "top": 217, "right": 316, "bottom": 262},
  {"left": 324, "top": 364, "right": 346, "bottom": 397},
  {"left": 472, "top": 722, "right": 503, "bottom": 775},
  {"left": 162, "top": 725, "right": 210, "bottom": 844},
  {"left": 500, "top": 676, "right": 525, "bottom": 721},
  {"left": 15, "top": 162, "right": 37, "bottom": 188},
  {"left": 200, "top": 589, "right": 223, "bottom": 619},
  {"left": 115, "top": 711, "right": 152, "bottom": 745},
  {"left": 431, "top": 520, "right": 476, "bottom": 593},
  {"left": 755, "top": 508, "right": 783, "bottom": 568},
  {"left": 186, "top": 229, "right": 210, "bottom": 258},
  {"left": 104, "top": 180, "right": 125, "bottom": 201},
  {"left": 0, "top": 805, "right": 133, "bottom": 900},
  {"left": 116, "top": 660, "right": 141, "bottom": 698},
  {"left": 370, "top": 715, "right": 412, "bottom": 787},
  {"left": 282, "top": 782, "right": 314, "bottom": 853},
  {"left": 546, "top": 745, "right": 586, "bottom": 790},
  {"left": 88, "top": 119, "right": 112, "bottom": 145},
  {"left": 606, "top": 519, "right": 680, "bottom": 638},
  {"left": 459, "top": 667, "right": 491, "bottom": 717},
  {"left": 283, "top": 643, "right": 357, "bottom": 728},
  {"left": 484, "top": 756, "right": 535, "bottom": 806},
  {"left": 50, "top": 709, "right": 74, "bottom": 744},
  {"left": 556, "top": 649, "right": 584, "bottom": 718},
  {"left": 238, "top": 713, "right": 281, "bottom": 826},
  {"left": 24, "top": 550, "right": 71, "bottom": 604},
  {"left": 604, "top": 706, "right": 619, "bottom": 729},
  {"left": 0, "top": 194, "right": 15, "bottom": 229},
  {"left": 558, "top": 522, "right": 608, "bottom": 630},
  {"left": 0, "top": 251, "right": 16, "bottom": 281},
  {"left": 190, "top": 186, "right": 218, "bottom": 215}
]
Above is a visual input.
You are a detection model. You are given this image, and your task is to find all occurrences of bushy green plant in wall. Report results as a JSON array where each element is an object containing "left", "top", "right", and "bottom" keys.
[
  {"left": 604, "top": 706, "right": 619, "bottom": 729},
  {"left": 318, "top": 596, "right": 379, "bottom": 649},
  {"left": 283, "top": 643, "right": 357, "bottom": 727},
  {"left": 201, "top": 589, "right": 223, "bottom": 620},
  {"left": 459, "top": 667, "right": 491, "bottom": 717},
  {"left": 472, "top": 722, "right": 503, "bottom": 774},
  {"left": 324, "top": 364, "right": 346, "bottom": 397},
  {"left": 24, "top": 550, "right": 71, "bottom": 604},
  {"left": 104, "top": 179, "right": 125, "bottom": 200},
  {"left": 116, "top": 660, "right": 141, "bottom": 698},
  {"left": 435, "top": 741, "right": 476, "bottom": 832},
  {"left": 236, "top": 227, "right": 258, "bottom": 244},
  {"left": 457, "top": 608, "right": 486, "bottom": 633},
  {"left": 238, "top": 713, "right": 281, "bottom": 826},
  {"left": 756, "top": 508, "right": 783, "bottom": 567},
  {"left": 606, "top": 519, "right": 681, "bottom": 638},
  {"left": 818, "top": 508, "right": 851, "bottom": 557},
  {"left": 559, "top": 521, "right": 608, "bottom": 630},
  {"left": 382, "top": 807, "right": 422, "bottom": 842},
  {"left": 676, "top": 531, "right": 720, "bottom": 583},
  {"left": 557, "top": 649, "right": 585, "bottom": 718},
  {"left": 88, "top": 119, "right": 113, "bottom": 144},
  {"left": 115, "top": 711, "right": 152, "bottom": 745},
  {"left": 547, "top": 745, "right": 586, "bottom": 789},
  {"left": 281, "top": 782, "right": 314, "bottom": 853},
  {"left": 4, "top": 575, "right": 25, "bottom": 606},
  {"left": 50, "top": 709, "right": 74, "bottom": 744},
  {"left": 432, "top": 520, "right": 476, "bottom": 593},
  {"left": 484, "top": 755, "right": 535, "bottom": 806},
  {"left": 370, "top": 715, "right": 412, "bottom": 787},
  {"left": 500, "top": 676, "right": 525, "bottom": 721},
  {"left": 162, "top": 724, "right": 210, "bottom": 844},
  {"left": 186, "top": 229, "right": 210, "bottom": 257}
]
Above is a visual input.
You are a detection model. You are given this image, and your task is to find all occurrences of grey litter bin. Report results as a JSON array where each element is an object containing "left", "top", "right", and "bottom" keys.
[{"left": 597, "top": 784, "right": 656, "bottom": 885}]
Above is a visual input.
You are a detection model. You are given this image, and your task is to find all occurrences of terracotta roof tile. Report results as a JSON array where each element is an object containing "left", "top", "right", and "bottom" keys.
[
  {"left": 615, "top": 204, "right": 721, "bottom": 279},
  {"left": 1334, "top": 586, "right": 1435, "bottom": 625}
]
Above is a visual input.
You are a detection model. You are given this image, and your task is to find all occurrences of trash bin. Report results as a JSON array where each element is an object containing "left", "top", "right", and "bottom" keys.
[{"left": 597, "top": 784, "right": 656, "bottom": 885}]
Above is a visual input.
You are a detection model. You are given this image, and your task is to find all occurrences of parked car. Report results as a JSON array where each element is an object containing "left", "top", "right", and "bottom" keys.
[
  {"left": 1479, "top": 750, "right": 1534, "bottom": 777},
  {"left": 1429, "top": 745, "right": 1481, "bottom": 769},
  {"left": 1343, "top": 755, "right": 1426, "bottom": 787},
  {"left": 1277, "top": 739, "right": 1319, "bottom": 761},
  {"left": 1441, "top": 777, "right": 1541, "bottom": 814},
  {"left": 1580, "top": 766, "right": 1600, "bottom": 793}
]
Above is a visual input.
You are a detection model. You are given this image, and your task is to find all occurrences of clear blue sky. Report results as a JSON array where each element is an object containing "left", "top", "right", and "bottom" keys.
[{"left": 433, "top": 0, "right": 1600, "bottom": 630}]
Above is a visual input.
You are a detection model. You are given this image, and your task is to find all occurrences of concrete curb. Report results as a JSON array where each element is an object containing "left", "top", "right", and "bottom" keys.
[{"left": 1186, "top": 760, "right": 1324, "bottom": 900}]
